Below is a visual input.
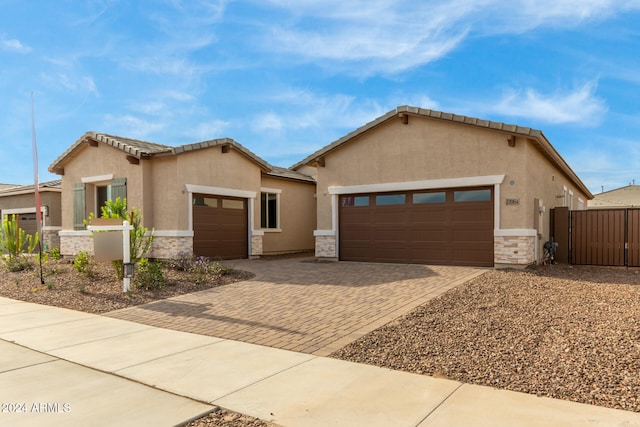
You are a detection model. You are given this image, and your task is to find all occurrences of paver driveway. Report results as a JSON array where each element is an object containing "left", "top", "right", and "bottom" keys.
[{"left": 106, "top": 258, "right": 486, "bottom": 356}]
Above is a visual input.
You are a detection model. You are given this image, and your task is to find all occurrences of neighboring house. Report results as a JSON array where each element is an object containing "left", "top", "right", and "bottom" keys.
[
  {"left": 48, "top": 133, "right": 316, "bottom": 260},
  {"left": 588, "top": 184, "right": 640, "bottom": 209},
  {"left": 0, "top": 180, "right": 62, "bottom": 250},
  {"left": 292, "top": 106, "right": 592, "bottom": 268}
]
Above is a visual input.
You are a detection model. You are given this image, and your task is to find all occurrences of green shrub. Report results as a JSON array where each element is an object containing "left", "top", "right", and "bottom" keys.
[
  {"left": 0, "top": 215, "right": 38, "bottom": 271},
  {"left": 49, "top": 247, "right": 62, "bottom": 261},
  {"left": 134, "top": 258, "right": 165, "bottom": 290},
  {"left": 73, "top": 251, "right": 94, "bottom": 277}
]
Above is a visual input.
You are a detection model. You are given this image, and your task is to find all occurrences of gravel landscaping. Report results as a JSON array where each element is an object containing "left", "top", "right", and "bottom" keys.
[
  {"left": 3, "top": 256, "right": 640, "bottom": 423},
  {"left": 332, "top": 264, "right": 640, "bottom": 413},
  {"left": 0, "top": 257, "right": 254, "bottom": 314}
]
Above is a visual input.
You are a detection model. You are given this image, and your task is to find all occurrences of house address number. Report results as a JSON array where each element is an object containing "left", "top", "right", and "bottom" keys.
[{"left": 505, "top": 198, "right": 520, "bottom": 206}]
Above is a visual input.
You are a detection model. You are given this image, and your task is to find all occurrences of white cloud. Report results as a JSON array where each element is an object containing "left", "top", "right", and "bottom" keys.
[
  {"left": 484, "top": 0, "right": 640, "bottom": 32},
  {"left": 103, "top": 114, "right": 166, "bottom": 139},
  {"left": 564, "top": 139, "right": 640, "bottom": 193},
  {"left": 253, "top": 113, "right": 284, "bottom": 132},
  {"left": 488, "top": 82, "right": 607, "bottom": 125},
  {"left": 39, "top": 72, "right": 99, "bottom": 96},
  {"left": 252, "top": 90, "right": 386, "bottom": 133},
  {"left": 1, "top": 37, "right": 31, "bottom": 53},
  {"left": 188, "top": 119, "right": 231, "bottom": 141},
  {"left": 253, "top": 0, "right": 640, "bottom": 75}
]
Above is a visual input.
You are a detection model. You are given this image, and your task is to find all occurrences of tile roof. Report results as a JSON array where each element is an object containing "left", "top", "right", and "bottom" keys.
[
  {"left": 48, "top": 132, "right": 314, "bottom": 183},
  {"left": 291, "top": 105, "right": 592, "bottom": 198},
  {"left": 173, "top": 137, "right": 270, "bottom": 170},
  {"left": 49, "top": 132, "right": 172, "bottom": 174},
  {"left": 267, "top": 166, "right": 315, "bottom": 183},
  {"left": 0, "top": 179, "right": 62, "bottom": 197}
]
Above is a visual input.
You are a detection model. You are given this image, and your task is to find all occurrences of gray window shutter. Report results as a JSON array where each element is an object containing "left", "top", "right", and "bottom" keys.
[
  {"left": 111, "top": 178, "right": 127, "bottom": 204},
  {"left": 73, "top": 183, "right": 86, "bottom": 230}
]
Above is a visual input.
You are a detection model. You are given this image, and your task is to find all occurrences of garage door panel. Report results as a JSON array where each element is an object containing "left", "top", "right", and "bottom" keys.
[
  {"left": 411, "top": 209, "right": 450, "bottom": 223},
  {"left": 452, "top": 208, "right": 492, "bottom": 222},
  {"left": 339, "top": 188, "right": 493, "bottom": 266},
  {"left": 341, "top": 211, "right": 371, "bottom": 223},
  {"left": 413, "top": 230, "right": 450, "bottom": 242},
  {"left": 410, "top": 247, "right": 454, "bottom": 264},
  {"left": 373, "top": 211, "right": 408, "bottom": 223},
  {"left": 341, "top": 230, "right": 371, "bottom": 241},
  {"left": 193, "top": 194, "right": 247, "bottom": 260},
  {"left": 374, "top": 247, "right": 411, "bottom": 262}
]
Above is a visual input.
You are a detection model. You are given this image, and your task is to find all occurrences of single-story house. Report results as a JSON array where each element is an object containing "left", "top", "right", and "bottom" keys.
[
  {"left": 48, "top": 133, "right": 316, "bottom": 259},
  {"left": 292, "top": 106, "right": 592, "bottom": 268},
  {"left": 48, "top": 105, "right": 592, "bottom": 268},
  {"left": 0, "top": 180, "right": 62, "bottom": 250},
  {"left": 588, "top": 184, "right": 640, "bottom": 209}
]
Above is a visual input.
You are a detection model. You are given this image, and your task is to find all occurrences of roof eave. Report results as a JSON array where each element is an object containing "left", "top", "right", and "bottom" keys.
[
  {"left": 291, "top": 105, "right": 593, "bottom": 199},
  {"left": 173, "top": 138, "right": 271, "bottom": 172}
]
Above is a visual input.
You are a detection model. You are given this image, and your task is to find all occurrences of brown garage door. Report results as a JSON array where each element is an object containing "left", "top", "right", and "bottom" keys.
[
  {"left": 193, "top": 194, "right": 248, "bottom": 260},
  {"left": 339, "top": 187, "right": 494, "bottom": 266}
]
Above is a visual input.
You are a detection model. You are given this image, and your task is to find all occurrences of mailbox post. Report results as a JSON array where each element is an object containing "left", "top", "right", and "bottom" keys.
[{"left": 88, "top": 219, "right": 134, "bottom": 292}]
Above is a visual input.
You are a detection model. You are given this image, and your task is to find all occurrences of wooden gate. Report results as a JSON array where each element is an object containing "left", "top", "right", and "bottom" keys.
[{"left": 565, "top": 209, "right": 640, "bottom": 267}]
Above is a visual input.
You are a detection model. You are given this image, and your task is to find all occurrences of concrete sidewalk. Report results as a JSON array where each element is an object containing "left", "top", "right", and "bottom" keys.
[{"left": 2, "top": 296, "right": 640, "bottom": 427}]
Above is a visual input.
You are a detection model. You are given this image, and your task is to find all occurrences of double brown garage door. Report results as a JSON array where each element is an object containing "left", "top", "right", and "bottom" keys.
[
  {"left": 339, "top": 187, "right": 494, "bottom": 267},
  {"left": 192, "top": 194, "right": 247, "bottom": 260}
]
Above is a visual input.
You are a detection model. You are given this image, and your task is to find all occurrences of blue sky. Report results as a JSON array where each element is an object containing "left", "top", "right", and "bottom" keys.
[{"left": 1, "top": 1, "right": 639, "bottom": 194}]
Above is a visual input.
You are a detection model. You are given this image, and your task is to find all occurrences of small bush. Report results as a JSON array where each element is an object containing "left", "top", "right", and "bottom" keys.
[
  {"left": 190, "top": 256, "right": 225, "bottom": 283},
  {"left": 36, "top": 251, "right": 48, "bottom": 264},
  {"left": 134, "top": 258, "right": 165, "bottom": 290},
  {"left": 73, "top": 251, "right": 94, "bottom": 278},
  {"left": 49, "top": 247, "right": 62, "bottom": 261},
  {"left": 166, "top": 253, "right": 193, "bottom": 271},
  {"left": 3, "top": 255, "right": 33, "bottom": 272}
]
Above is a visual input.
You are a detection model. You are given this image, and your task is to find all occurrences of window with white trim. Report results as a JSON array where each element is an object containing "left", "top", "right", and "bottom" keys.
[
  {"left": 74, "top": 177, "right": 126, "bottom": 230},
  {"left": 260, "top": 188, "right": 281, "bottom": 230}
]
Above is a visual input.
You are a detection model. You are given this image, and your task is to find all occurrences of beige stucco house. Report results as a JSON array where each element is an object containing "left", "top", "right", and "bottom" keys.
[
  {"left": 48, "top": 105, "right": 591, "bottom": 268},
  {"left": 588, "top": 184, "right": 640, "bottom": 209},
  {"left": 0, "top": 180, "right": 62, "bottom": 250},
  {"left": 48, "top": 133, "right": 316, "bottom": 259},
  {"left": 293, "top": 106, "right": 592, "bottom": 267}
]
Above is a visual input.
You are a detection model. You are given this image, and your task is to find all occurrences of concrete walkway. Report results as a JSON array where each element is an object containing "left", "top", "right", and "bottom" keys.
[
  {"left": 106, "top": 258, "right": 484, "bottom": 355},
  {"left": 2, "top": 296, "right": 640, "bottom": 427}
]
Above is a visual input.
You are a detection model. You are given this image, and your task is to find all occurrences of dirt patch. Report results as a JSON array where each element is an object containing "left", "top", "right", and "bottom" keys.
[{"left": 332, "top": 264, "right": 640, "bottom": 412}]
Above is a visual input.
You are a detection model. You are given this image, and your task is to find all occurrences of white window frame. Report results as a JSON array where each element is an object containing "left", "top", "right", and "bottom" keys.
[{"left": 260, "top": 187, "right": 282, "bottom": 232}]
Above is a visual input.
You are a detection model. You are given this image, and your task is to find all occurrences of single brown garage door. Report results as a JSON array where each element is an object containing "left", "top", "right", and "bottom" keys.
[
  {"left": 339, "top": 187, "right": 494, "bottom": 266},
  {"left": 193, "top": 194, "right": 248, "bottom": 260}
]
